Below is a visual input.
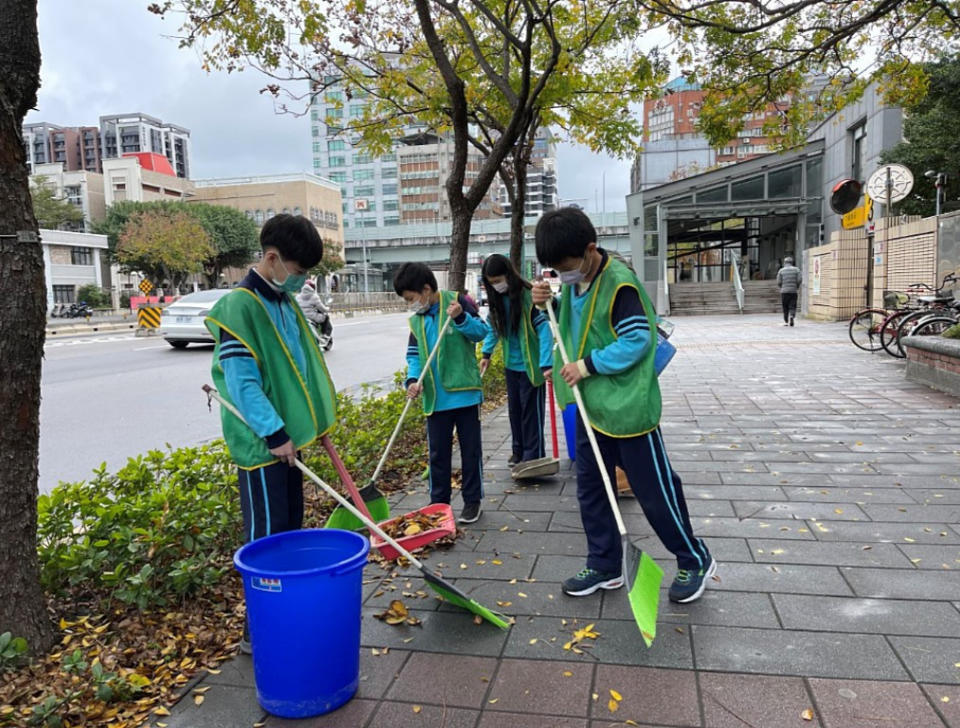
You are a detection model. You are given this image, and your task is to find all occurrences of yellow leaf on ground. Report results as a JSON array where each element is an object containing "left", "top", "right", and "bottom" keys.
[
  {"left": 562, "top": 671, "right": 573, "bottom": 677},
  {"left": 412, "top": 705, "right": 422, "bottom": 713},
  {"left": 801, "top": 708, "right": 814, "bottom": 721},
  {"left": 154, "top": 707, "right": 171, "bottom": 717},
  {"left": 943, "top": 696, "right": 951, "bottom": 703},
  {"left": 193, "top": 695, "right": 204, "bottom": 706},
  {"left": 610, "top": 689, "right": 623, "bottom": 701},
  {"left": 492, "top": 559, "right": 503, "bottom": 565},
  {"left": 529, "top": 639, "right": 538, "bottom": 645},
  {"left": 608, "top": 698, "right": 619, "bottom": 712},
  {"left": 488, "top": 698, "right": 499, "bottom": 704}
]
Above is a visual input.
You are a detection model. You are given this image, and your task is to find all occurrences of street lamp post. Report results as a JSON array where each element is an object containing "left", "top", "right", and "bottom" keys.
[{"left": 925, "top": 170, "right": 947, "bottom": 216}]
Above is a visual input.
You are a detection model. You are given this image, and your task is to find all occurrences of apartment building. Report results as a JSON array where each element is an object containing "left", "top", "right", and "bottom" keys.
[
  {"left": 22, "top": 113, "right": 191, "bottom": 178},
  {"left": 499, "top": 129, "right": 558, "bottom": 218}
]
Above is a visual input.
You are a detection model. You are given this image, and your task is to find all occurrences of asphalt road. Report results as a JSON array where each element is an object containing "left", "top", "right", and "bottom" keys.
[{"left": 39, "top": 312, "right": 413, "bottom": 494}]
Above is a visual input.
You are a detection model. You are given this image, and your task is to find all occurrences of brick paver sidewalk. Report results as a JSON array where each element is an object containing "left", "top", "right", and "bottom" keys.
[{"left": 162, "top": 314, "right": 960, "bottom": 728}]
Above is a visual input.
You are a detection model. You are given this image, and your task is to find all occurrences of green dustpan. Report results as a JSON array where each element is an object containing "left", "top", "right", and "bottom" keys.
[{"left": 543, "top": 304, "right": 663, "bottom": 645}]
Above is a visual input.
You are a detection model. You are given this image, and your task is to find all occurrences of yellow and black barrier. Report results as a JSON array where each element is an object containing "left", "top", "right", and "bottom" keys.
[{"left": 136, "top": 304, "right": 162, "bottom": 336}]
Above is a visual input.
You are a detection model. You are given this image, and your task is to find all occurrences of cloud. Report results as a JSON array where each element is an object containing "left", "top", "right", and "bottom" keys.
[{"left": 29, "top": 0, "right": 631, "bottom": 204}]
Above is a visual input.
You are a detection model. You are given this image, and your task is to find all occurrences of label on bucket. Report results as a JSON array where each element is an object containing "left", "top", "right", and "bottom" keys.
[{"left": 251, "top": 577, "right": 282, "bottom": 593}]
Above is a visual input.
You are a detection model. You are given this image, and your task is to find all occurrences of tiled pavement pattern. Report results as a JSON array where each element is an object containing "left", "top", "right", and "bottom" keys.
[{"left": 166, "top": 314, "right": 960, "bottom": 728}]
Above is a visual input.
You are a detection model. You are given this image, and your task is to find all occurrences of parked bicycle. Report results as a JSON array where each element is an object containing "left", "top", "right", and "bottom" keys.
[{"left": 848, "top": 273, "right": 958, "bottom": 354}]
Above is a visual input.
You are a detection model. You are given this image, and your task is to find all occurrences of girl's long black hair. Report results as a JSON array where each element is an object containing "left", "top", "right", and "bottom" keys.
[{"left": 482, "top": 254, "right": 530, "bottom": 338}]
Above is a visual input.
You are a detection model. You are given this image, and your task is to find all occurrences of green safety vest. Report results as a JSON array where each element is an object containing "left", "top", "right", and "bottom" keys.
[
  {"left": 552, "top": 256, "right": 661, "bottom": 438},
  {"left": 205, "top": 287, "right": 337, "bottom": 469},
  {"left": 410, "top": 290, "right": 483, "bottom": 416},
  {"left": 501, "top": 288, "right": 545, "bottom": 387}
]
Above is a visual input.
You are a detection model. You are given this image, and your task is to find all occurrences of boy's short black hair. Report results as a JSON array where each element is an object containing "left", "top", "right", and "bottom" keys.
[
  {"left": 535, "top": 207, "right": 597, "bottom": 267},
  {"left": 260, "top": 214, "right": 324, "bottom": 269},
  {"left": 393, "top": 262, "right": 438, "bottom": 296}
]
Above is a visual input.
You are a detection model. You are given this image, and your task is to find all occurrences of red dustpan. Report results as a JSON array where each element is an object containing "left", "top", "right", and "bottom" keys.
[{"left": 320, "top": 435, "right": 455, "bottom": 560}]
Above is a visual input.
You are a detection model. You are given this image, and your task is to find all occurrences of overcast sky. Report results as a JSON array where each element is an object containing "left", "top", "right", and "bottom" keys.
[{"left": 28, "top": 0, "right": 633, "bottom": 213}]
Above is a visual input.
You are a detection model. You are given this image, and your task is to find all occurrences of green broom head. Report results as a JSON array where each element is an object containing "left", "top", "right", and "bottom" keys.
[
  {"left": 622, "top": 537, "right": 664, "bottom": 647},
  {"left": 323, "top": 483, "right": 391, "bottom": 531},
  {"left": 422, "top": 570, "right": 512, "bottom": 630}
]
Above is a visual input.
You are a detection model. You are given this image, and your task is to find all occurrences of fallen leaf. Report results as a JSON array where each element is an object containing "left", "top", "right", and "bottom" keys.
[
  {"left": 194, "top": 695, "right": 205, "bottom": 706},
  {"left": 496, "top": 601, "right": 512, "bottom": 607},
  {"left": 529, "top": 638, "right": 538, "bottom": 645},
  {"left": 801, "top": 708, "right": 814, "bottom": 721},
  {"left": 943, "top": 696, "right": 951, "bottom": 703},
  {"left": 562, "top": 671, "right": 573, "bottom": 677},
  {"left": 154, "top": 707, "right": 171, "bottom": 717},
  {"left": 610, "top": 689, "right": 623, "bottom": 701},
  {"left": 492, "top": 559, "right": 503, "bottom": 565},
  {"left": 834, "top": 508, "right": 844, "bottom": 515},
  {"left": 473, "top": 615, "right": 483, "bottom": 625},
  {"left": 518, "top": 592, "right": 528, "bottom": 598},
  {"left": 608, "top": 698, "right": 620, "bottom": 712},
  {"left": 904, "top": 537, "right": 915, "bottom": 543},
  {"left": 412, "top": 705, "right": 422, "bottom": 713},
  {"left": 488, "top": 698, "right": 499, "bottom": 704}
]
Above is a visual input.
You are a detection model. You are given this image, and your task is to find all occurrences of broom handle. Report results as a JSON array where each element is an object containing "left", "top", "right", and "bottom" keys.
[
  {"left": 543, "top": 302, "right": 628, "bottom": 537},
  {"left": 370, "top": 314, "right": 454, "bottom": 484},
  {"left": 202, "top": 385, "right": 425, "bottom": 569},
  {"left": 321, "top": 435, "right": 373, "bottom": 521},
  {"left": 547, "top": 379, "right": 559, "bottom": 460}
]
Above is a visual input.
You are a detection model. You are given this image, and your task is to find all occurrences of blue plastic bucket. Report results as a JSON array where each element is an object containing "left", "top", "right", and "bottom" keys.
[
  {"left": 234, "top": 529, "right": 369, "bottom": 718},
  {"left": 561, "top": 403, "right": 578, "bottom": 461}
]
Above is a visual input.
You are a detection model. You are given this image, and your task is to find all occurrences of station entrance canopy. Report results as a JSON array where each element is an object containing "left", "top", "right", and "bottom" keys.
[{"left": 627, "top": 140, "right": 824, "bottom": 312}]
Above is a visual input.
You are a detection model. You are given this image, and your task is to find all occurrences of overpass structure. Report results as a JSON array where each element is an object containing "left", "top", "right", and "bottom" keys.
[{"left": 341, "top": 211, "right": 630, "bottom": 289}]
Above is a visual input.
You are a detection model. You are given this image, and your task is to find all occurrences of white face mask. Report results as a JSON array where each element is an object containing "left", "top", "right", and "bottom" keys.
[
  {"left": 559, "top": 256, "right": 590, "bottom": 285},
  {"left": 491, "top": 281, "right": 509, "bottom": 294},
  {"left": 408, "top": 294, "right": 431, "bottom": 314}
]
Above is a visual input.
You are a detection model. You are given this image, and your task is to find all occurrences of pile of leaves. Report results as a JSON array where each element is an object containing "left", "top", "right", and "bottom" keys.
[
  {"left": 1, "top": 352, "right": 508, "bottom": 726},
  {"left": 378, "top": 510, "right": 449, "bottom": 539}
]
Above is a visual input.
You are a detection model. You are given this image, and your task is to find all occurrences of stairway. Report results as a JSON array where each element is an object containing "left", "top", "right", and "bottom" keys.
[{"left": 668, "top": 280, "right": 781, "bottom": 316}]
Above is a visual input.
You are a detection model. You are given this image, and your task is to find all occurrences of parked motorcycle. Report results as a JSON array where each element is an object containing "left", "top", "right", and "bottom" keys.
[
  {"left": 315, "top": 297, "right": 333, "bottom": 351},
  {"left": 60, "top": 301, "right": 94, "bottom": 318}
]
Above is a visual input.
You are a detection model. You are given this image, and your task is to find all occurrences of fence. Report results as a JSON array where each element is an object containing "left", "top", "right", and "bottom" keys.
[{"left": 330, "top": 292, "right": 406, "bottom": 314}]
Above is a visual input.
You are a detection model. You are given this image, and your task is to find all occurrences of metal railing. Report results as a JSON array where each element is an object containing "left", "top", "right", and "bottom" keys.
[{"left": 728, "top": 250, "right": 745, "bottom": 313}]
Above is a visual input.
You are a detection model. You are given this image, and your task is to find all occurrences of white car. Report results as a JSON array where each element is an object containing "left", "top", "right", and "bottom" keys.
[{"left": 159, "top": 289, "right": 232, "bottom": 349}]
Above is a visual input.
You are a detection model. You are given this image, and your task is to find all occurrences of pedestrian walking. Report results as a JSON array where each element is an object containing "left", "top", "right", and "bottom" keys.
[
  {"left": 479, "top": 254, "right": 553, "bottom": 467},
  {"left": 394, "top": 262, "right": 489, "bottom": 524},
  {"left": 777, "top": 255, "right": 802, "bottom": 326},
  {"left": 204, "top": 214, "right": 337, "bottom": 652},
  {"left": 531, "top": 207, "right": 714, "bottom": 603}
]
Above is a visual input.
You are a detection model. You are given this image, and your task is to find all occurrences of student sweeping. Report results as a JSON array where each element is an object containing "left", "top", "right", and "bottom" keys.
[
  {"left": 479, "top": 254, "right": 553, "bottom": 468},
  {"left": 530, "top": 207, "right": 714, "bottom": 603},
  {"left": 204, "top": 214, "right": 337, "bottom": 651},
  {"left": 394, "top": 262, "right": 489, "bottom": 524}
]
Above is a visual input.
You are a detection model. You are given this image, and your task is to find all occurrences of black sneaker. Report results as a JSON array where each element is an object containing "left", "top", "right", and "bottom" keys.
[
  {"left": 789, "top": 316, "right": 795, "bottom": 327},
  {"left": 668, "top": 557, "right": 717, "bottom": 603},
  {"left": 458, "top": 502, "right": 482, "bottom": 524},
  {"left": 508, "top": 453, "right": 521, "bottom": 466},
  {"left": 239, "top": 619, "right": 252, "bottom": 655},
  {"left": 562, "top": 567, "right": 623, "bottom": 597}
]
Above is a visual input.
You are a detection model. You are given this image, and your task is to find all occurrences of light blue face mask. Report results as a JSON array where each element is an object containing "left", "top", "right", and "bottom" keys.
[{"left": 272, "top": 258, "right": 307, "bottom": 293}]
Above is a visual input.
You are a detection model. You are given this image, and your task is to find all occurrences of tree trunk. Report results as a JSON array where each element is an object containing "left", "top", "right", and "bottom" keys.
[
  {"left": 448, "top": 208, "right": 471, "bottom": 293},
  {"left": 0, "top": 0, "right": 56, "bottom": 655},
  {"left": 509, "top": 148, "right": 528, "bottom": 273}
]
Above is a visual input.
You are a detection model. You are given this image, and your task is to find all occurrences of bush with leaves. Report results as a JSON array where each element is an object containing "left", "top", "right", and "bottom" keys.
[
  {"left": 0, "top": 635, "right": 27, "bottom": 673},
  {"left": 76, "top": 284, "right": 111, "bottom": 309},
  {"left": 37, "top": 443, "right": 239, "bottom": 610}
]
